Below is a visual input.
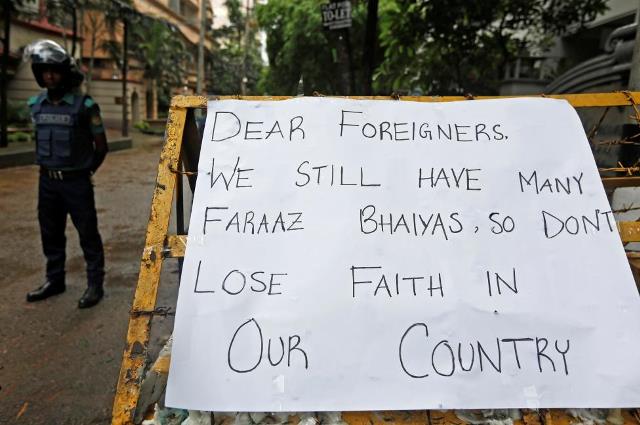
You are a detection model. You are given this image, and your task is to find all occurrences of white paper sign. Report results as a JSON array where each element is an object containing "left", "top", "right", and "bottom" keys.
[{"left": 165, "top": 98, "right": 640, "bottom": 412}]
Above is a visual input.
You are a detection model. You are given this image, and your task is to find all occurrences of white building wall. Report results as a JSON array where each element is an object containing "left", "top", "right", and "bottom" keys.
[
  {"left": 87, "top": 80, "right": 147, "bottom": 129},
  {"left": 9, "top": 62, "right": 146, "bottom": 131}
]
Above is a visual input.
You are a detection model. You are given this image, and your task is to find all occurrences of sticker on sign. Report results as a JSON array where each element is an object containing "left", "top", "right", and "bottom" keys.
[{"left": 165, "top": 97, "right": 640, "bottom": 412}]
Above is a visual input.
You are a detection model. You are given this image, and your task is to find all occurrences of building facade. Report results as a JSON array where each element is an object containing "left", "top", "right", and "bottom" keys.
[{"left": 5, "top": 0, "right": 214, "bottom": 131}]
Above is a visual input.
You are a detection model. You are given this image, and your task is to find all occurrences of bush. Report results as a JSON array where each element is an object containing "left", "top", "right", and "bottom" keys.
[
  {"left": 8, "top": 131, "right": 32, "bottom": 143},
  {"left": 134, "top": 121, "right": 151, "bottom": 132},
  {"left": 134, "top": 120, "right": 164, "bottom": 135},
  {"left": 8, "top": 100, "right": 31, "bottom": 126}
]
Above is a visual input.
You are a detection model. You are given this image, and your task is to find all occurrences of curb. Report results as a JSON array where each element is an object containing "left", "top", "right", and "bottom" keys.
[{"left": 0, "top": 137, "right": 132, "bottom": 169}]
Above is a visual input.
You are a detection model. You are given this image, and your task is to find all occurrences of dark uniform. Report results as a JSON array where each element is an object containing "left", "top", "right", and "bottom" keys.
[
  {"left": 25, "top": 40, "right": 108, "bottom": 308},
  {"left": 29, "top": 92, "right": 106, "bottom": 287}
]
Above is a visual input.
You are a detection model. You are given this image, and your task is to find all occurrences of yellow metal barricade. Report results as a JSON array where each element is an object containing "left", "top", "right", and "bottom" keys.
[{"left": 112, "top": 93, "right": 640, "bottom": 425}]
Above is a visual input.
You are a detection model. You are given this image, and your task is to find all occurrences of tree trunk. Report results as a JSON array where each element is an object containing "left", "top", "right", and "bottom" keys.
[
  {"left": 362, "top": 0, "right": 379, "bottom": 95},
  {"left": 71, "top": 6, "right": 77, "bottom": 57},
  {"left": 241, "top": 0, "right": 251, "bottom": 95},
  {"left": 122, "top": 18, "right": 129, "bottom": 136},
  {"left": 1, "top": 0, "right": 11, "bottom": 148},
  {"left": 197, "top": 0, "right": 206, "bottom": 95},
  {"left": 87, "top": 27, "right": 96, "bottom": 94},
  {"left": 151, "top": 78, "right": 158, "bottom": 120},
  {"left": 344, "top": 28, "right": 356, "bottom": 95},
  {"left": 332, "top": 31, "right": 351, "bottom": 95}
]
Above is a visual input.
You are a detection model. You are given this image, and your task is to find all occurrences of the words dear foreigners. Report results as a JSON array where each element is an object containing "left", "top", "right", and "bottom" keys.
[{"left": 165, "top": 97, "right": 640, "bottom": 412}]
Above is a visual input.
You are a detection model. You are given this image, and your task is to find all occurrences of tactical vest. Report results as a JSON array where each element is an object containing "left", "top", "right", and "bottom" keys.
[{"left": 31, "top": 92, "right": 94, "bottom": 170}]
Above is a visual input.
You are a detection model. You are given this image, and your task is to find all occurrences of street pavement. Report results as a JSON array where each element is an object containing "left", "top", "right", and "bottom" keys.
[{"left": 0, "top": 133, "right": 181, "bottom": 424}]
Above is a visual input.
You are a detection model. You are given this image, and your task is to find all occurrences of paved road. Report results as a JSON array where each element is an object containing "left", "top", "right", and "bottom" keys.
[{"left": 0, "top": 134, "right": 181, "bottom": 424}]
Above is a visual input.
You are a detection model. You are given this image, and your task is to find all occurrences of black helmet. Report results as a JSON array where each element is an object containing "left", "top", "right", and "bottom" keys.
[{"left": 23, "top": 40, "right": 84, "bottom": 88}]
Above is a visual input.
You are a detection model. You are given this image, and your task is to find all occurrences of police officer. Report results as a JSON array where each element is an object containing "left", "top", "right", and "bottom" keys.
[{"left": 24, "top": 40, "right": 108, "bottom": 308}]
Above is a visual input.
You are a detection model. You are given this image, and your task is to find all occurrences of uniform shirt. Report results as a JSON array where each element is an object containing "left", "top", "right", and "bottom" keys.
[{"left": 28, "top": 91, "right": 105, "bottom": 137}]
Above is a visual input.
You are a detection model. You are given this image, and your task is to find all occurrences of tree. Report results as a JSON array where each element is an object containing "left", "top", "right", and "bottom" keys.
[
  {"left": 207, "top": 0, "right": 263, "bottom": 95},
  {"left": 1, "top": 0, "right": 36, "bottom": 147},
  {"left": 100, "top": 0, "right": 133, "bottom": 74},
  {"left": 45, "top": 0, "right": 81, "bottom": 57},
  {"left": 46, "top": 0, "right": 114, "bottom": 94},
  {"left": 100, "top": 2, "right": 189, "bottom": 120},
  {"left": 130, "top": 18, "right": 191, "bottom": 118},
  {"left": 257, "top": 0, "right": 330, "bottom": 95},
  {"left": 256, "top": 0, "right": 608, "bottom": 96},
  {"left": 82, "top": 1, "right": 112, "bottom": 94},
  {"left": 256, "top": 0, "right": 373, "bottom": 95},
  {"left": 374, "top": 0, "right": 608, "bottom": 95},
  {"left": 362, "top": 0, "right": 379, "bottom": 95},
  {"left": 1, "top": 0, "right": 17, "bottom": 147},
  {"left": 256, "top": 0, "right": 437, "bottom": 96}
]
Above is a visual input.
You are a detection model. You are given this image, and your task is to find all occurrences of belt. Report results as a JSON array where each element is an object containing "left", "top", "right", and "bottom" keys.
[{"left": 40, "top": 167, "right": 91, "bottom": 180}]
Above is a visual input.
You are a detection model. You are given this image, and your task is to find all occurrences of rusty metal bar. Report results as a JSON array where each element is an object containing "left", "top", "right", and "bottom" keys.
[
  {"left": 343, "top": 411, "right": 430, "bottom": 425},
  {"left": 602, "top": 176, "right": 640, "bottom": 190},
  {"left": 111, "top": 105, "right": 186, "bottom": 425},
  {"left": 618, "top": 221, "right": 640, "bottom": 243},
  {"left": 599, "top": 165, "right": 640, "bottom": 174},
  {"left": 130, "top": 306, "right": 175, "bottom": 318},
  {"left": 165, "top": 235, "right": 187, "bottom": 258},
  {"left": 587, "top": 106, "right": 610, "bottom": 142}
]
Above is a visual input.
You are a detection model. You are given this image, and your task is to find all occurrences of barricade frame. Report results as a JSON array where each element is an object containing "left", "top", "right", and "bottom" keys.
[{"left": 111, "top": 93, "right": 640, "bottom": 425}]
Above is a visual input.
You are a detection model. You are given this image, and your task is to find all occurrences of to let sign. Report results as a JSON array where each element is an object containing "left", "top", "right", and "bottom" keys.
[
  {"left": 321, "top": 1, "right": 352, "bottom": 30},
  {"left": 165, "top": 98, "right": 640, "bottom": 412}
]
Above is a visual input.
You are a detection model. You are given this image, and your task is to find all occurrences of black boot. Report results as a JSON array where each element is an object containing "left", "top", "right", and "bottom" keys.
[
  {"left": 26, "top": 281, "right": 66, "bottom": 302},
  {"left": 78, "top": 286, "right": 104, "bottom": 309}
]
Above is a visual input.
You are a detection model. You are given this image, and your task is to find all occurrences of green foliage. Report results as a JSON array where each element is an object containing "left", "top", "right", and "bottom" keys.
[
  {"left": 131, "top": 18, "right": 191, "bottom": 92},
  {"left": 45, "top": 0, "right": 114, "bottom": 56},
  {"left": 133, "top": 121, "right": 150, "bottom": 132},
  {"left": 207, "top": 0, "right": 264, "bottom": 95},
  {"left": 256, "top": 0, "right": 371, "bottom": 95},
  {"left": 374, "top": 0, "right": 609, "bottom": 95},
  {"left": 44, "top": 0, "right": 75, "bottom": 29},
  {"left": 99, "top": 5, "right": 190, "bottom": 95},
  {"left": 134, "top": 120, "right": 166, "bottom": 135},
  {"left": 3, "top": 0, "right": 40, "bottom": 20},
  {"left": 8, "top": 131, "right": 32, "bottom": 143},
  {"left": 100, "top": 40, "right": 123, "bottom": 69},
  {"left": 256, "top": 0, "right": 607, "bottom": 96},
  {"left": 157, "top": 86, "right": 172, "bottom": 117}
]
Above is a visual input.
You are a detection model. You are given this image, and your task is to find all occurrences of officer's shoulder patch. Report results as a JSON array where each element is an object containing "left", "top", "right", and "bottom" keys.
[
  {"left": 27, "top": 95, "right": 39, "bottom": 107},
  {"left": 83, "top": 96, "right": 96, "bottom": 108}
]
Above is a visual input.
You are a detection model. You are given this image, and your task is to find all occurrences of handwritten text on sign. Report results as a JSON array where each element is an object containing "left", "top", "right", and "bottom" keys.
[{"left": 165, "top": 98, "right": 640, "bottom": 412}]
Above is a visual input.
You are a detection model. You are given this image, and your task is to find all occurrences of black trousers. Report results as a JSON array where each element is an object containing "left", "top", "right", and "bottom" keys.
[{"left": 38, "top": 172, "right": 105, "bottom": 287}]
